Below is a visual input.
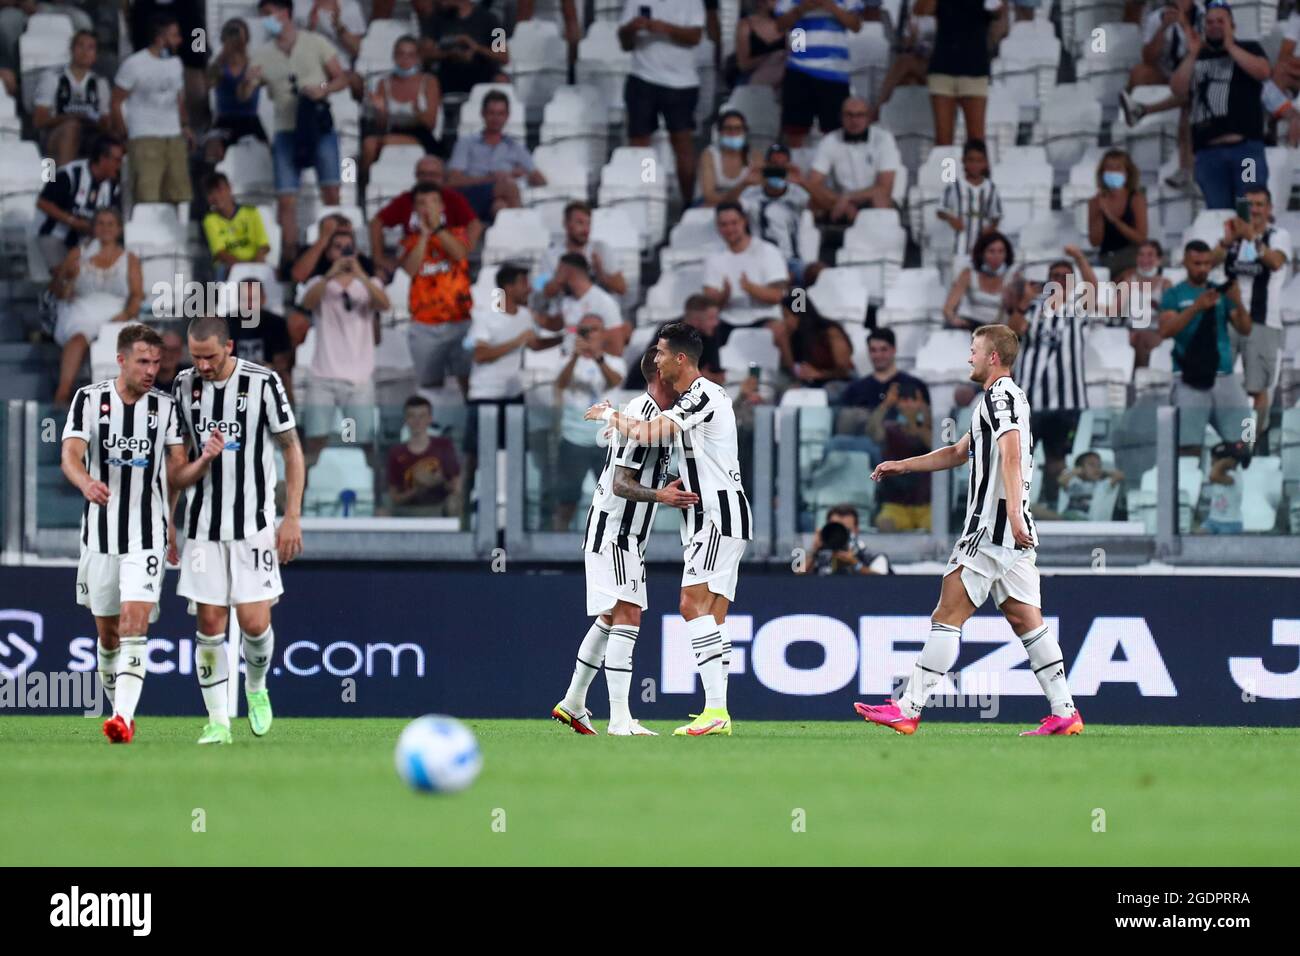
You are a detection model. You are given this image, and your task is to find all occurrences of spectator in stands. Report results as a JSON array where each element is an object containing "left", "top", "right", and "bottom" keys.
[
  {"left": 402, "top": 182, "right": 474, "bottom": 393},
  {"left": 551, "top": 252, "right": 628, "bottom": 356},
  {"left": 300, "top": 224, "right": 391, "bottom": 470},
  {"left": 205, "top": 18, "right": 268, "bottom": 165},
  {"left": 776, "top": 291, "right": 855, "bottom": 391},
  {"left": 800, "top": 504, "right": 893, "bottom": 575},
  {"left": 154, "top": 328, "right": 189, "bottom": 392},
  {"left": 868, "top": 378, "right": 933, "bottom": 531},
  {"left": 1116, "top": 239, "right": 1171, "bottom": 368},
  {"left": 774, "top": 0, "right": 863, "bottom": 149},
  {"left": 446, "top": 90, "right": 546, "bottom": 223},
  {"left": 203, "top": 173, "right": 271, "bottom": 281},
  {"left": 1197, "top": 440, "right": 1246, "bottom": 532},
  {"left": 697, "top": 110, "right": 764, "bottom": 206},
  {"left": 1055, "top": 451, "right": 1124, "bottom": 521},
  {"left": 625, "top": 294, "right": 726, "bottom": 389},
  {"left": 1087, "top": 149, "right": 1148, "bottom": 276},
  {"left": 226, "top": 277, "right": 295, "bottom": 403},
  {"left": 1, "top": 3, "right": 94, "bottom": 96},
  {"left": 877, "top": 0, "right": 936, "bottom": 106},
  {"left": 386, "top": 394, "right": 463, "bottom": 517},
  {"left": 551, "top": 313, "right": 627, "bottom": 530},
  {"left": 1119, "top": 0, "right": 1200, "bottom": 189},
  {"left": 806, "top": 97, "right": 900, "bottom": 223},
  {"left": 246, "top": 0, "right": 350, "bottom": 265},
  {"left": 1274, "top": 6, "right": 1300, "bottom": 92},
  {"left": 740, "top": 143, "right": 811, "bottom": 282},
  {"left": 515, "top": 0, "right": 583, "bottom": 60},
  {"left": 111, "top": 13, "right": 193, "bottom": 208},
  {"left": 50, "top": 208, "right": 143, "bottom": 406},
  {"left": 834, "top": 327, "right": 930, "bottom": 458},
  {"left": 618, "top": 0, "right": 706, "bottom": 203},
  {"left": 936, "top": 138, "right": 1002, "bottom": 260},
  {"left": 732, "top": 0, "right": 786, "bottom": 89},
  {"left": 927, "top": 0, "right": 1003, "bottom": 146},
  {"left": 361, "top": 35, "right": 444, "bottom": 187},
  {"left": 1008, "top": 248, "right": 1097, "bottom": 491},
  {"left": 130, "top": 0, "right": 209, "bottom": 130},
  {"left": 537, "top": 201, "right": 627, "bottom": 304},
  {"left": 1211, "top": 185, "right": 1291, "bottom": 451},
  {"left": 1158, "top": 239, "right": 1252, "bottom": 454},
  {"left": 425, "top": 0, "right": 511, "bottom": 96},
  {"left": 32, "top": 30, "right": 110, "bottom": 167},
  {"left": 292, "top": 213, "right": 368, "bottom": 284},
  {"left": 35, "top": 135, "right": 124, "bottom": 275},
  {"left": 942, "top": 230, "right": 1013, "bottom": 329},
  {"left": 296, "top": 0, "right": 366, "bottom": 64},
  {"left": 1170, "top": 1, "right": 1271, "bottom": 210},
  {"left": 703, "top": 201, "right": 789, "bottom": 343},
  {"left": 370, "top": 156, "right": 481, "bottom": 282}
]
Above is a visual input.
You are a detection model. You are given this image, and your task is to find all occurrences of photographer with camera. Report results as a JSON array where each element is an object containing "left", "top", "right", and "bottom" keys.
[
  {"left": 800, "top": 504, "right": 892, "bottom": 575},
  {"left": 1158, "top": 239, "right": 1252, "bottom": 455}
]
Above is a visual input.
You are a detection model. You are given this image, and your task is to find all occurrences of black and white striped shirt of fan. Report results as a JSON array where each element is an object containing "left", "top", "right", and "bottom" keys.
[
  {"left": 583, "top": 392, "right": 673, "bottom": 554},
  {"left": 960, "top": 376, "right": 1039, "bottom": 551},
  {"left": 1014, "top": 283, "right": 1090, "bottom": 412},
  {"left": 661, "top": 376, "right": 753, "bottom": 543},
  {"left": 172, "top": 359, "right": 296, "bottom": 542},
  {"left": 62, "top": 380, "right": 185, "bottom": 554}
]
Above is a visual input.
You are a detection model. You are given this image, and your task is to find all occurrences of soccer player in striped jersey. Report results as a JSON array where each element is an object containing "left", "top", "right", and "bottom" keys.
[
  {"left": 587, "top": 323, "right": 754, "bottom": 737},
  {"left": 171, "top": 315, "right": 305, "bottom": 745},
  {"left": 553, "top": 348, "right": 698, "bottom": 736},
  {"left": 853, "top": 325, "right": 1083, "bottom": 737},
  {"left": 61, "top": 324, "right": 225, "bottom": 744}
]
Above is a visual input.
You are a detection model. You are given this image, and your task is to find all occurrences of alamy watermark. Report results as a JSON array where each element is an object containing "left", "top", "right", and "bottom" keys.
[{"left": 0, "top": 670, "right": 104, "bottom": 717}]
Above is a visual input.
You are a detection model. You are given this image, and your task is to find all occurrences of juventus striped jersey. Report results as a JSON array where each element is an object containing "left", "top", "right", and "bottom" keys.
[
  {"left": 63, "top": 380, "right": 184, "bottom": 555},
  {"left": 172, "top": 359, "right": 296, "bottom": 542},
  {"left": 960, "top": 375, "right": 1038, "bottom": 550},
  {"left": 1015, "top": 291, "right": 1089, "bottom": 412},
  {"left": 661, "top": 375, "right": 753, "bottom": 544},
  {"left": 582, "top": 392, "right": 671, "bottom": 553}
]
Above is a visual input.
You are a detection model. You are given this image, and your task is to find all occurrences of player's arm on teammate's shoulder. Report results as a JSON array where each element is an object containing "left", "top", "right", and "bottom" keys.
[
  {"left": 870, "top": 432, "right": 969, "bottom": 481},
  {"left": 273, "top": 426, "right": 305, "bottom": 563},
  {"left": 586, "top": 403, "right": 680, "bottom": 447},
  {"left": 996, "top": 429, "right": 1034, "bottom": 548}
]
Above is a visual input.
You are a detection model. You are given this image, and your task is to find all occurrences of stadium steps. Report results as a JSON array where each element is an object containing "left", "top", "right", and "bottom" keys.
[{"left": 0, "top": 342, "right": 58, "bottom": 401}]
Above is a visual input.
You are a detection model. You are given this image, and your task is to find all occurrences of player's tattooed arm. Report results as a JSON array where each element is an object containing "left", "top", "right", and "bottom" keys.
[
  {"left": 612, "top": 467, "right": 699, "bottom": 507},
  {"left": 275, "top": 428, "right": 305, "bottom": 563}
]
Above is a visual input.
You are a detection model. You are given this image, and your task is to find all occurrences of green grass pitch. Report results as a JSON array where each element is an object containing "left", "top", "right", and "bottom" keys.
[{"left": 2, "top": 717, "right": 1297, "bottom": 866}]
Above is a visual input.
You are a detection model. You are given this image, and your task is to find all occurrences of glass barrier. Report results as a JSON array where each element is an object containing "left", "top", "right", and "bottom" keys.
[
  {"left": 799, "top": 402, "right": 931, "bottom": 536},
  {"left": 33, "top": 401, "right": 479, "bottom": 536}
]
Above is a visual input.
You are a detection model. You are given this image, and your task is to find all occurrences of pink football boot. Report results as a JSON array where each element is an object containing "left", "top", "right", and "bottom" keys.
[{"left": 852, "top": 699, "right": 921, "bottom": 735}]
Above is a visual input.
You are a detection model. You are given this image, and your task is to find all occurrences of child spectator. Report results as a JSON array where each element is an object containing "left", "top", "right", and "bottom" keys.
[
  {"left": 202, "top": 173, "right": 271, "bottom": 280},
  {"left": 937, "top": 138, "right": 1002, "bottom": 259},
  {"left": 1199, "top": 441, "right": 1247, "bottom": 534},
  {"left": 1057, "top": 451, "right": 1124, "bottom": 520},
  {"left": 386, "top": 395, "right": 463, "bottom": 517}
]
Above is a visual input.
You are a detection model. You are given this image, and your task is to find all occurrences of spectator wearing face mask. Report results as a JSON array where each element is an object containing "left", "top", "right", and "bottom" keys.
[
  {"left": 697, "top": 110, "right": 764, "bottom": 206},
  {"left": 1115, "top": 239, "right": 1172, "bottom": 367},
  {"left": 1088, "top": 149, "right": 1148, "bottom": 277},
  {"left": 361, "top": 35, "right": 444, "bottom": 187},
  {"left": 942, "top": 230, "right": 1014, "bottom": 329},
  {"left": 740, "top": 143, "right": 812, "bottom": 283},
  {"left": 1170, "top": 0, "right": 1271, "bottom": 210}
]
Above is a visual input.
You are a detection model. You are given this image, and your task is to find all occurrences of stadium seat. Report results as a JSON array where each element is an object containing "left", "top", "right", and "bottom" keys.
[
  {"left": 834, "top": 210, "right": 905, "bottom": 305},
  {"left": 216, "top": 139, "right": 276, "bottom": 208},
  {"left": 1036, "top": 84, "right": 1103, "bottom": 175},
  {"left": 637, "top": 266, "right": 705, "bottom": 326},
  {"left": 847, "top": 21, "right": 891, "bottom": 105},
  {"left": 507, "top": 19, "right": 568, "bottom": 123},
  {"left": 355, "top": 19, "right": 414, "bottom": 83},
  {"left": 540, "top": 84, "right": 611, "bottom": 177},
  {"left": 876, "top": 266, "right": 944, "bottom": 326},
  {"left": 575, "top": 21, "right": 632, "bottom": 127},
  {"left": 18, "top": 29, "right": 69, "bottom": 114},
  {"left": 802, "top": 449, "right": 875, "bottom": 524},
  {"left": 0, "top": 85, "right": 21, "bottom": 142},
  {"left": 1017, "top": 213, "right": 1086, "bottom": 271},
  {"left": 719, "top": 328, "right": 780, "bottom": 379},
  {"left": 589, "top": 206, "right": 642, "bottom": 307},
  {"left": 994, "top": 146, "right": 1054, "bottom": 239},
  {"left": 1111, "top": 85, "right": 1181, "bottom": 179},
  {"left": 598, "top": 147, "right": 669, "bottom": 251},
  {"left": 304, "top": 447, "right": 375, "bottom": 517},
  {"left": 878, "top": 86, "right": 934, "bottom": 178},
  {"left": 991, "top": 24, "right": 1060, "bottom": 116},
  {"left": 660, "top": 207, "right": 726, "bottom": 271},
  {"left": 459, "top": 83, "right": 528, "bottom": 142},
  {"left": 1075, "top": 22, "right": 1142, "bottom": 109},
  {"left": 907, "top": 145, "right": 962, "bottom": 251},
  {"left": 481, "top": 208, "right": 551, "bottom": 270},
  {"left": 126, "top": 204, "right": 188, "bottom": 316},
  {"left": 1240, "top": 456, "right": 1283, "bottom": 532},
  {"left": 807, "top": 267, "right": 869, "bottom": 324},
  {"left": 1060, "top": 147, "right": 1107, "bottom": 236},
  {"left": 25, "top": 11, "right": 75, "bottom": 37},
  {"left": 523, "top": 144, "right": 590, "bottom": 238},
  {"left": 0, "top": 140, "right": 43, "bottom": 264}
]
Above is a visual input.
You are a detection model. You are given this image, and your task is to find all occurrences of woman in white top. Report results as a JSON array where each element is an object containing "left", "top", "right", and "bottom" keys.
[
  {"left": 361, "top": 36, "right": 443, "bottom": 183},
  {"left": 942, "top": 229, "right": 1013, "bottom": 330},
  {"left": 697, "top": 110, "right": 765, "bottom": 207},
  {"left": 50, "top": 207, "right": 143, "bottom": 405}
]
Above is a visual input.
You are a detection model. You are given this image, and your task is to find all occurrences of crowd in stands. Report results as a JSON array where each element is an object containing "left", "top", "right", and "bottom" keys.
[{"left": 5, "top": 0, "right": 1300, "bottom": 541}]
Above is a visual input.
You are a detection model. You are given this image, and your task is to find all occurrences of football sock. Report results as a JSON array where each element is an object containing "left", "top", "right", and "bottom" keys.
[
  {"left": 717, "top": 617, "right": 732, "bottom": 699},
  {"left": 113, "top": 637, "right": 147, "bottom": 722},
  {"left": 897, "top": 622, "right": 961, "bottom": 719},
  {"left": 96, "top": 640, "right": 119, "bottom": 709},
  {"left": 242, "top": 626, "right": 274, "bottom": 693},
  {"left": 563, "top": 620, "right": 610, "bottom": 713},
  {"left": 604, "top": 625, "right": 638, "bottom": 725},
  {"left": 687, "top": 614, "right": 727, "bottom": 710},
  {"left": 1020, "top": 623, "right": 1076, "bottom": 718},
  {"left": 195, "top": 632, "right": 230, "bottom": 725}
]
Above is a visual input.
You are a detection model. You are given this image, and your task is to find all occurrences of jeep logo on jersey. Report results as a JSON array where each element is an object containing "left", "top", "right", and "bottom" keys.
[
  {"left": 197, "top": 419, "right": 243, "bottom": 438},
  {"left": 103, "top": 435, "right": 152, "bottom": 453}
]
